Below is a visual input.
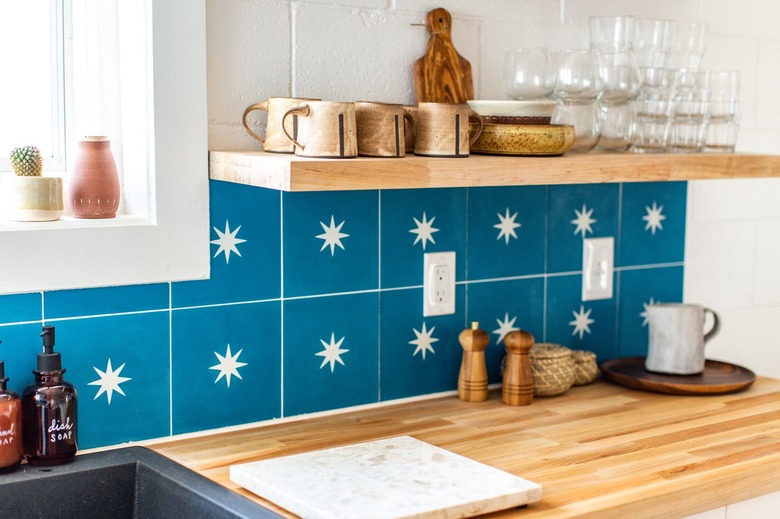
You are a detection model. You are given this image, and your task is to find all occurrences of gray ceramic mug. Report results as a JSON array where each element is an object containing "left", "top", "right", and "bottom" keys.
[{"left": 645, "top": 303, "right": 720, "bottom": 375}]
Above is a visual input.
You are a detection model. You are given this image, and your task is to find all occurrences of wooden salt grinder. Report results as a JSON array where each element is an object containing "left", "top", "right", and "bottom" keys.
[
  {"left": 458, "top": 322, "right": 489, "bottom": 402},
  {"left": 502, "top": 330, "right": 535, "bottom": 406}
]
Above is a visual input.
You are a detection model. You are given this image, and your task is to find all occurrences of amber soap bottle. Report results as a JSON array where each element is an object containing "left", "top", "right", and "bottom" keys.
[
  {"left": 22, "top": 326, "right": 78, "bottom": 466},
  {"left": 0, "top": 357, "right": 23, "bottom": 473}
]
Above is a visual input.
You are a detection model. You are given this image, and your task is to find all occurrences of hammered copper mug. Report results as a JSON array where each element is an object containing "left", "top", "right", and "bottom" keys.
[
  {"left": 414, "top": 102, "right": 484, "bottom": 157},
  {"left": 355, "top": 102, "right": 415, "bottom": 157},
  {"left": 242, "top": 97, "right": 319, "bottom": 153},
  {"left": 281, "top": 101, "right": 358, "bottom": 158}
]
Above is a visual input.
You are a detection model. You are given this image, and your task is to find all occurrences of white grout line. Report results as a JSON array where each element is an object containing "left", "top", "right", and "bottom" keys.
[
  {"left": 168, "top": 282, "right": 173, "bottom": 436},
  {"left": 279, "top": 191, "right": 285, "bottom": 417},
  {"left": 0, "top": 262, "right": 686, "bottom": 326}
]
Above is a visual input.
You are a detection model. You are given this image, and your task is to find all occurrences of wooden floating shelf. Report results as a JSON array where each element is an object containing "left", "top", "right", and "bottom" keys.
[{"left": 209, "top": 150, "right": 780, "bottom": 192}]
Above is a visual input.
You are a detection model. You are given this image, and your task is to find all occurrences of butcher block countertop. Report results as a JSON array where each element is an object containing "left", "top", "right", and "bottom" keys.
[{"left": 149, "top": 378, "right": 780, "bottom": 518}]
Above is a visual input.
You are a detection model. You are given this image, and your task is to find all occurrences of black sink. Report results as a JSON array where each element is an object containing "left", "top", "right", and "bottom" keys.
[{"left": 0, "top": 446, "right": 280, "bottom": 518}]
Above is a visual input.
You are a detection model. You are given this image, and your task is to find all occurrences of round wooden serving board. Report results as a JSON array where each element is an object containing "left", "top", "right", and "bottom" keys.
[{"left": 600, "top": 357, "right": 756, "bottom": 395}]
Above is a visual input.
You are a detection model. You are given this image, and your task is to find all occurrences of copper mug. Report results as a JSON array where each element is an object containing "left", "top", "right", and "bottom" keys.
[
  {"left": 281, "top": 101, "right": 358, "bottom": 158},
  {"left": 355, "top": 102, "right": 415, "bottom": 157},
  {"left": 414, "top": 102, "right": 484, "bottom": 157},
  {"left": 242, "top": 97, "right": 319, "bottom": 153}
]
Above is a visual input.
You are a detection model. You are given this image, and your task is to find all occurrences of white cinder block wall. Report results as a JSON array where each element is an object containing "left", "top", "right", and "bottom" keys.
[{"left": 206, "top": 0, "right": 780, "bottom": 378}]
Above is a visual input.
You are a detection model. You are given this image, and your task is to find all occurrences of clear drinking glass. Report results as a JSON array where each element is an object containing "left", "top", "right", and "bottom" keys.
[
  {"left": 665, "top": 21, "right": 709, "bottom": 70},
  {"left": 503, "top": 48, "right": 554, "bottom": 100},
  {"left": 632, "top": 67, "right": 676, "bottom": 153},
  {"left": 633, "top": 18, "right": 670, "bottom": 67},
  {"left": 589, "top": 15, "right": 635, "bottom": 52},
  {"left": 668, "top": 70, "right": 711, "bottom": 153},
  {"left": 705, "top": 103, "right": 741, "bottom": 152}
]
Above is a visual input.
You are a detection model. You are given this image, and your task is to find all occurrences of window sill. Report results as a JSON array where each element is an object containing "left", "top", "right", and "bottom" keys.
[{"left": 0, "top": 215, "right": 151, "bottom": 232}]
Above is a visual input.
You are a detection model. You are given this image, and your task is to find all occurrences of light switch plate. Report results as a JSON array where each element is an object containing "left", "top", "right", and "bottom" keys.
[
  {"left": 582, "top": 237, "right": 614, "bottom": 301},
  {"left": 423, "top": 252, "right": 456, "bottom": 316}
]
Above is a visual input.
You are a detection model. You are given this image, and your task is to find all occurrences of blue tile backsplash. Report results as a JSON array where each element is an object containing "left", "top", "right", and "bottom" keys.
[{"left": 0, "top": 179, "right": 686, "bottom": 448}]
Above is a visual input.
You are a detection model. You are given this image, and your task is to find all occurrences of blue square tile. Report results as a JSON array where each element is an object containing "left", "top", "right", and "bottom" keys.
[
  {"left": 172, "top": 180, "right": 281, "bottom": 307},
  {"left": 466, "top": 278, "right": 545, "bottom": 384},
  {"left": 379, "top": 286, "right": 465, "bottom": 401},
  {"left": 617, "top": 266, "right": 684, "bottom": 358},
  {"left": 619, "top": 181, "right": 687, "bottom": 267},
  {"left": 545, "top": 274, "right": 617, "bottom": 362},
  {"left": 547, "top": 184, "right": 619, "bottom": 273},
  {"left": 0, "top": 293, "right": 41, "bottom": 324},
  {"left": 468, "top": 186, "right": 546, "bottom": 280},
  {"left": 171, "top": 301, "right": 281, "bottom": 435},
  {"left": 283, "top": 293, "right": 378, "bottom": 415},
  {"left": 283, "top": 190, "right": 378, "bottom": 297},
  {"left": 381, "top": 188, "right": 467, "bottom": 288},
  {"left": 0, "top": 323, "right": 44, "bottom": 394},
  {"left": 45, "top": 284, "right": 168, "bottom": 319},
  {"left": 48, "top": 313, "right": 170, "bottom": 449}
]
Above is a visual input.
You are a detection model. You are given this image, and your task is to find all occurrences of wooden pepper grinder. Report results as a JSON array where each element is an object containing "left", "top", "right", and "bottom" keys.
[
  {"left": 458, "top": 322, "right": 489, "bottom": 402},
  {"left": 502, "top": 330, "right": 535, "bottom": 406}
]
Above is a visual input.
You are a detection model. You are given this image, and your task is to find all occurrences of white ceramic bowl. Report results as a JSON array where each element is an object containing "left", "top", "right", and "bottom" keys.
[{"left": 467, "top": 99, "right": 556, "bottom": 118}]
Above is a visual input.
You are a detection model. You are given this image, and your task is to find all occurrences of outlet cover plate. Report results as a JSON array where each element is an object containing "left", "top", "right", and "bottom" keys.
[
  {"left": 423, "top": 252, "right": 456, "bottom": 316},
  {"left": 582, "top": 237, "right": 614, "bottom": 301}
]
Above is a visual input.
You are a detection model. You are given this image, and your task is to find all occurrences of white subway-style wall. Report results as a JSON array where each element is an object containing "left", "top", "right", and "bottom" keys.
[{"left": 206, "top": 0, "right": 780, "bottom": 377}]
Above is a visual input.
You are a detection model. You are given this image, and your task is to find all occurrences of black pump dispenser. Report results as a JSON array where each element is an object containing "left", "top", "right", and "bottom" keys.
[{"left": 37, "top": 326, "right": 62, "bottom": 372}]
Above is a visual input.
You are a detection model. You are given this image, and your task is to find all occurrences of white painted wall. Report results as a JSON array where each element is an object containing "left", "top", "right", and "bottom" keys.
[{"left": 206, "top": 0, "right": 780, "bottom": 378}]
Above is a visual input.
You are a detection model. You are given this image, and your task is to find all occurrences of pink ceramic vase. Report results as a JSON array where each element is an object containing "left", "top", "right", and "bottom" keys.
[{"left": 69, "top": 136, "right": 120, "bottom": 218}]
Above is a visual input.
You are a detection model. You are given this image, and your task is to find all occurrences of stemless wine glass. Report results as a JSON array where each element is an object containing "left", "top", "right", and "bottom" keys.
[
  {"left": 503, "top": 48, "right": 554, "bottom": 100},
  {"left": 552, "top": 49, "right": 604, "bottom": 153}
]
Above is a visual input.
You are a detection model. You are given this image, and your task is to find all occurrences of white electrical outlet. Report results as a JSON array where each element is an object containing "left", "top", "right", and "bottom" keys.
[
  {"left": 582, "top": 237, "right": 614, "bottom": 301},
  {"left": 423, "top": 252, "right": 456, "bottom": 316}
]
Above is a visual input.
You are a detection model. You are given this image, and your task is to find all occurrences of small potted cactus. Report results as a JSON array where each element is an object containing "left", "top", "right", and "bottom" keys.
[{"left": 3, "top": 146, "right": 63, "bottom": 221}]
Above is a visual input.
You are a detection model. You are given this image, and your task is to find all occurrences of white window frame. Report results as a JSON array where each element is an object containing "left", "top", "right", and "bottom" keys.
[{"left": 0, "top": 0, "right": 209, "bottom": 294}]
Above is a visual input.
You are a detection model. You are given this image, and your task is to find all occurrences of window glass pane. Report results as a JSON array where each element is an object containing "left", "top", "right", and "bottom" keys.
[{"left": 0, "top": 2, "right": 56, "bottom": 161}]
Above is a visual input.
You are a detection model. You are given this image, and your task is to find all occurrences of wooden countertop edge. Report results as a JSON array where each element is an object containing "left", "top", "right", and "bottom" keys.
[{"left": 146, "top": 378, "right": 780, "bottom": 518}]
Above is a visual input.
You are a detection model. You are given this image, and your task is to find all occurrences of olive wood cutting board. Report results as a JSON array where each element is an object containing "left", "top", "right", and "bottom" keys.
[
  {"left": 413, "top": 8, "right": 474, "bottom": 104},
  {"left": 601, "top": 356, "right": 756, "bottom": 395}
]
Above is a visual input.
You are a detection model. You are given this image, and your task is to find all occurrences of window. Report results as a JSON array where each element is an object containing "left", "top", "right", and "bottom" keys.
[{"left": 0, "top": 0, "right": 209, "bottom": 294}]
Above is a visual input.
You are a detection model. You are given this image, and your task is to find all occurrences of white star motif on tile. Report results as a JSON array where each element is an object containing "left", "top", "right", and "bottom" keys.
[
  {"left": 88, "top": 359, "right": 131, "bottom": 405},
  {"left": 316, "top": 215, "right": 349, "bottom": 256},
  {"left": 209, "top": 344, "right": 248, "bottom": 388},
  {"left": 409, "top": 323, "right": 439, "bottom": 360},
  {"left": 210, "top": 220, "right": 247, "bottom": 264},
  {"left": 493, "top": 313, "right": 520, "bottom": 345},
  {"left": 569, "top": 305, "right": 595, "bottom": 339},
  {"left": 643, "top": 201, "right": 667, "bottom": 235},
  {"left": 409, "top": 212, "right": 439, "bottom": 250},
  {"left": 494, "top": 208, "right": 522, "bottom": 244},
  {"left": 571, "top": 204, "right": 597, "bottom": 237},
  {"left": 316, "top": 332, "right": 349, "bottom": 373},
  {"left": 640, "top": 297, "right": 658, "bottom": 327}
]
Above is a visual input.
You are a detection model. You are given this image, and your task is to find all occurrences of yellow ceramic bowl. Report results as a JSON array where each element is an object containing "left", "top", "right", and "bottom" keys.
[{"left": 470, "top": 123, "right": 575, "bottom": 156}]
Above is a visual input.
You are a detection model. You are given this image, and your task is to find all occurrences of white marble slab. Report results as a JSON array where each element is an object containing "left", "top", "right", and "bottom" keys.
[{"left": 230, "top": 435, "right": 542, "bottom": 519}]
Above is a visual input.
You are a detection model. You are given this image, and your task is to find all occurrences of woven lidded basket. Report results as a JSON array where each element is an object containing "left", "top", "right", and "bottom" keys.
[
  {"left": 530, "top": 343, "right": 576, "bottom": 396},
  {"left": 571, "top": 349, "right": 598, "bottom": 385}
]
